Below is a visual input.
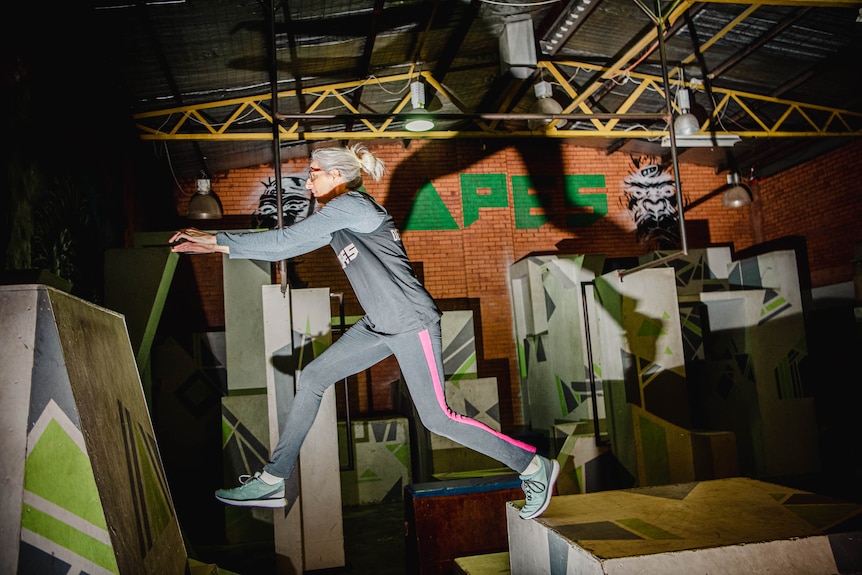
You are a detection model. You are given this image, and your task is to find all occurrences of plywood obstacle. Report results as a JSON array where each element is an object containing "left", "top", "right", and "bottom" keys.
[
  {"left": 0, "top": 284, "right": 227, "bottom": 575},
  {"left": 505, "top": 477, "right": 862, "bottom": 575}
]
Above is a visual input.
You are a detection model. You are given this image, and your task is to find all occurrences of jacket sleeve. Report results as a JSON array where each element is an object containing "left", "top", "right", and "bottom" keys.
[{"left": 216, "top": 192, "right": 384, "bottom": 261}]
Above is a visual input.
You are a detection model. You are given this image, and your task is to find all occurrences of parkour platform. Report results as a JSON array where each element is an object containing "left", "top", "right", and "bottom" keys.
[
  {"left": 503, "top": 476, "right": 862, "bottom": 575},
  {"left": 5, "top": 283, "right": 862, "bottom": 575},
  {"left": 1, "top": 284, "right": 233, "bottom": 575}
]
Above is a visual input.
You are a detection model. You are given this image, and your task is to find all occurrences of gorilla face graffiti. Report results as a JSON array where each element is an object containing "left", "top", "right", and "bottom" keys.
[
  {"left": 251, "top": 174, "right": 313, "bottom": 230},
  {"left": 249, "top": 173, "right": 314, "bottom": 287},
  {"left": 622, "top": 160, "right": 680, "bottom": 249}
]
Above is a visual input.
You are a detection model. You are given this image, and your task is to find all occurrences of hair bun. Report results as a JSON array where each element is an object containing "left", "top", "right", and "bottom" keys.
[{"left": 352, "top": 144, "right": 386, "bottom": 181}]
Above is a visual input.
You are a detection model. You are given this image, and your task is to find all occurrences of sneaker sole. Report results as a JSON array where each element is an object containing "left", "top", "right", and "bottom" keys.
[
  {"left": 215, "top": 494, "right": 287, "bottom": 508},
  {"left": 520, "top": 459, "right": 560, "bottom": 520}
]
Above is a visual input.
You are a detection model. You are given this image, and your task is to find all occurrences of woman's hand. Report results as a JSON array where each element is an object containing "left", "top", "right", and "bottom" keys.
[{"left": 169, "top": 228, "right": 228, "bottom": 254}]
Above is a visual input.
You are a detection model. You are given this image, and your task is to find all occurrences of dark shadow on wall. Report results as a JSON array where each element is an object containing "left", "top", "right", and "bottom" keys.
[
  {"left": 388, "top": 138, "right": 692, "bottom": 255},
  {"left": 386, "top": 139, "right": 689, "bottom": 448}
]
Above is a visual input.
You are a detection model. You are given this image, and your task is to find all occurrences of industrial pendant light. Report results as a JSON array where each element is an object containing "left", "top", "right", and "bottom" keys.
[
  {"left": 404, "top": 81, "right": 435, "bottom": 132},
  {"left": 187, "top": 176, "right": 223, "bottom": 219},
  {"left": 721, "top": 172, "right": 753, "bottom": 208},
  {"left": 673, "top": 86, "right": 700, "bottom": 136},
  {"left": 528, "top": 80, "right": 565, "bottom": 130}
]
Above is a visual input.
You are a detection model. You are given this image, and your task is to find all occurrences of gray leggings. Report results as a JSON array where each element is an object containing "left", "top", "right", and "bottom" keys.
[{"left": 263, "top": 316, "right": 536, "bottom": 479}]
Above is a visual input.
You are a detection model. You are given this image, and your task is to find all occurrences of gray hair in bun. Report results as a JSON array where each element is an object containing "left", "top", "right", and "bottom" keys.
[{"left": 311, "top": 144, "right": 386, "bottom": 188}]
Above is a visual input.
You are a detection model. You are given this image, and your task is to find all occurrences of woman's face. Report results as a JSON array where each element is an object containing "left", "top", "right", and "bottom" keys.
[{"left": 306, "top": 161, "right": 341, "bottom": 201}]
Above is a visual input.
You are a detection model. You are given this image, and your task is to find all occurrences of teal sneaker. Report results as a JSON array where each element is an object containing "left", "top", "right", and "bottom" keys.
[
  {"left": 518, "top": 456, "right": 560, "bottom": 520},
  {"left": 215, "top": 472, "right": 286, "bottom": 508}
]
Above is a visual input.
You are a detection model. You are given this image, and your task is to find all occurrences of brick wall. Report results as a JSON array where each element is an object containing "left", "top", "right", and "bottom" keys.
[
  {"left": 758, "top": 140, "right": 862, "bottom": 287},
  {"left": 171, "top": 138, "right": 862, "bottom": 426}
]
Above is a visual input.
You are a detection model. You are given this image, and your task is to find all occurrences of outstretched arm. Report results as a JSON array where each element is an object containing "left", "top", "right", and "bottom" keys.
[
  {"left": 170, "top": 193, "right": 384, "bottom": 260},
  {"left": 216, "top": 193, "right": 383, "bottom": 261},
  {"left": 170, "top": 228, "right": 230, "bottom": 254}
]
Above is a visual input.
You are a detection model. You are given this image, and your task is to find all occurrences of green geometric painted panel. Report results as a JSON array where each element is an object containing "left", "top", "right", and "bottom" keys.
[
  {"left": 557, "top": 376, "right": 594, "bottom": 417},
  {"left": 441, "top": 310, "right": 477, "bottom": 380},
  {"left": 15, "top": 286, "right": 185, "bottom": 574},
  {"left": 622, "top": 350, "right": 691, "bottom": 429},
  {"left": 638, "top": 414, "right": 671, "bottom": 487},
  {"left": 678, "top": 302, "right": 705, "bottom": 362},
  {"left": 22, "top": 403, "right": 120, "bottom": 574},
  {"left": 340, "top": 418, "right": 412, "bottom": 505},
  {"left": 221, "top": 402, "right": 270, "bottom": 477}
]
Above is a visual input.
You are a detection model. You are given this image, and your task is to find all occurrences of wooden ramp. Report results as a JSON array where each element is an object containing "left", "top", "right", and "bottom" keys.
[
  {"left": 504, "top": 477, "right": 862, "bottom": 575},
  {"left": 1, "top": 284, "right": 187, "bottom": 574}
]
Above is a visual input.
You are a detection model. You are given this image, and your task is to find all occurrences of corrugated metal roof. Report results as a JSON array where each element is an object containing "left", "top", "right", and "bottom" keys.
[{"left": 59, "top": 0, "right": 862, "bottom": 179}]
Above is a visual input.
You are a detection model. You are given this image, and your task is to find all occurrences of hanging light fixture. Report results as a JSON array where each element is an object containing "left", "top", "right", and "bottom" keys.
[
  {"left": 528, "top": 80, "right": 565, "bottom": 130},
  {"left": 662, "top": 133, "right": 741, "bottom": 148},
  {"left": 673, "top": 86, "right": 700, "bottom": 136},
  {"left": 404, "top": 80, "right": 435, "bottom": 132},
  {"left": 187, "top": 175, "right": 223, "bottom": 219},
  {"left": 662, "top": 90, "right": 740, "bottom": 146},
  {"left": 721, "top": 172, "right": 753, "bottom": 208}
]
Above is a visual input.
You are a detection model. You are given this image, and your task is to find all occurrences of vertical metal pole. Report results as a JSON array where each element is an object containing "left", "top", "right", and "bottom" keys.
[
  {"left": 332, "top": 293, "right": 355, "bottom": 472},
  {"left": 268, "top": 0, "right": 287, "bottom": 294},
  {"left": 618, "top": 0, "right": 689, "bottom": 280},
  {"left": 581, "top": 281, "right": 606, "bottom": 446},
  {"left": 655, "top": 0, "right": 689, "bottom": 255}
]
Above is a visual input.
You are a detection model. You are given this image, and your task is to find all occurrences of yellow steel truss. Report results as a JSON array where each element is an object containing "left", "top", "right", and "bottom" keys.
[
  {"left": 132, "top": 62, "right": 862, "bottom": 143},
  {"left": 132, "top": 0, "right": 862, "bottom": 143}
]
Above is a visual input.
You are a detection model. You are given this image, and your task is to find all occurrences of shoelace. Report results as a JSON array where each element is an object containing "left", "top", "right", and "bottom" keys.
[
  {"left": 238, "top": 474, "right": 256, "bottom": 485},
  {"left": 522, "top": 478, "right": 547, "bottom": 502}
]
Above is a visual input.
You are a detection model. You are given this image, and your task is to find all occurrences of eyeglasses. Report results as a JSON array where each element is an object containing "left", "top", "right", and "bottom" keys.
[{"left": 308, "top": 167, "right": 324, "bottom": 182}]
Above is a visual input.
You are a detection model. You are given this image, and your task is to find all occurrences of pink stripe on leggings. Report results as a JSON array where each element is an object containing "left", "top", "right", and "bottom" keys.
[{"left": 418, "top": 329, "right": 536, "bottom": 453}]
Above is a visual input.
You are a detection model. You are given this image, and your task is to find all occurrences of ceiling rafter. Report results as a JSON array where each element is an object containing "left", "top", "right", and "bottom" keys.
[
  {"left": 426, "top": 0, "right": 482, "bottom": 108},
  {"left": 694, "top": 0, "right": 857, "bottom": 5},
  {"left": 344, "top": 0, "right": 388, "bottom": 135},
  {"left": 602, "top": 3, "right": 709, "bottom": 154},
  {"left": 108, "top": 0, "right": 862, "bottom": 178}
]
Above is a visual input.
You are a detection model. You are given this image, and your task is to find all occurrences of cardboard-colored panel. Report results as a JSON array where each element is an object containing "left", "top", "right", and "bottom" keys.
[{"left": 507, "top": 477, "right": 862, "bottom": 575}]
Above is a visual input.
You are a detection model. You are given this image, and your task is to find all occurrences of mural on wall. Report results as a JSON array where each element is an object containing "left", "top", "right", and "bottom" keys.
[
  {"left": 250, "top": 173, "right": 313, "bottom": 287},
  {"left": 400, "top": 172, "right": 609, "bottom": 232},
  {"left": 622, "top": 157, "right": 680, "bottom": 250},
  {"left": 250, "top": 173, "right": 313, "bottom": 230}
]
